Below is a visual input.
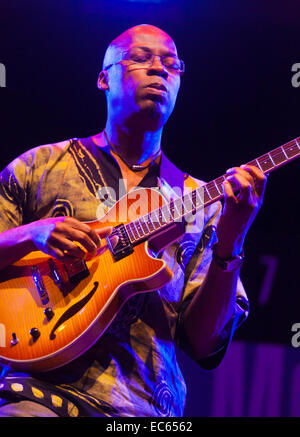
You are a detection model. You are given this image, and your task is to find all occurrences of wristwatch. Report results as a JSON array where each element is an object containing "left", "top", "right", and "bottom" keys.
[{"left": 212, "top": 249, "right": 244, "bottom": 272}]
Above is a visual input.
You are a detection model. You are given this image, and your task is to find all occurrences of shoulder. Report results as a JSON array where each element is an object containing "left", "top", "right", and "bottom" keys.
[
  {"left": 2, "top": 138, "right": 73, "bottom": 176},
  {"left": 0, "top": 138, "right": 75, "bottom": 191},
  {"left": 15, "top": 138, "right": 73, "bottom": 166}
]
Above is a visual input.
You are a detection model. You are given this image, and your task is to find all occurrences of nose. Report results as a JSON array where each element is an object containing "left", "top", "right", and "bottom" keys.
[{"left": 148, "top": 55, "right": 168, "bottom": 78}]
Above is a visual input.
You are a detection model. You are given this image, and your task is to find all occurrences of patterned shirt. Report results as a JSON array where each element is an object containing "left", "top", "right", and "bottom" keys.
[{"left": 0, "top": 136, "right": 249, "bottom": 417}]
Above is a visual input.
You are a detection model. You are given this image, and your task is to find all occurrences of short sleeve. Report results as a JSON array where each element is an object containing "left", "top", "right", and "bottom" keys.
[
  {"left": 0, "top": 159, "right": 28, "bottom": 232},
  {"left": 176, "top": 277, "right": 249, "bottom": 370},
  {"left": 0, "top": 140, "right": 72, "bottom": 233},
  {"left": 175, "top": 196, "right": 249, "bottom": 370}
]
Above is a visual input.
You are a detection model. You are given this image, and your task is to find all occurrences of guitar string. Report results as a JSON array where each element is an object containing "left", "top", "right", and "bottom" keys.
[{"left": 125, "top": 144, "right": 300, "bottom": 242}]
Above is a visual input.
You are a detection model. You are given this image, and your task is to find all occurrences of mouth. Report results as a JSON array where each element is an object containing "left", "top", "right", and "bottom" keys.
[{"left": 145, "top": 82, "right": 168, "bottom": 93}]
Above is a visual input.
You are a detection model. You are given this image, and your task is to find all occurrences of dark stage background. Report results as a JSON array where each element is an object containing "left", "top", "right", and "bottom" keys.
[{"left": 1, "top": 0, "right": 300, "bottom": 417}]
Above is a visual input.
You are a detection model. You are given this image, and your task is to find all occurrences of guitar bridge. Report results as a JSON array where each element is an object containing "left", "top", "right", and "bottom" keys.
[
  {"left": 108, "top": 224, "right": 133, "bottom": 261},
  {"left": 64, "top": 259, "right": 90, "bottom": 284}
]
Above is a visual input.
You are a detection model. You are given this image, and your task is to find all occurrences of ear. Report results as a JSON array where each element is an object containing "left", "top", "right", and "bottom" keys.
[{"left": 97, "top": 70, "right": 109, "bottom": 91}]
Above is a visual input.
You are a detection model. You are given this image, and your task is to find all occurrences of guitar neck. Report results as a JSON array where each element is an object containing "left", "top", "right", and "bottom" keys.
[{"left": 125, "top": 136, "right": 300, "bottom": 245}]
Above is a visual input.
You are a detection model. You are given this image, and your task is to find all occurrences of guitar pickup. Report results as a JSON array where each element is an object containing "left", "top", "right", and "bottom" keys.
[
  {"left": 64, "top": 259, "right": 90, "bottom": 284},
  {"left": 107, "top": 224, "right": 133, "bottom": 261},
  {"left": 48, "top": 258, "right": 65, "bottom": 289},
  {"left": 32, "top": 265, "right": 49, "bottom": 305}
]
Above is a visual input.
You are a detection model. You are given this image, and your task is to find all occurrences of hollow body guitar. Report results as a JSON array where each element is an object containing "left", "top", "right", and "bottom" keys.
[{"left": 0, "top": 136, "right": 299, "bottom": 372}]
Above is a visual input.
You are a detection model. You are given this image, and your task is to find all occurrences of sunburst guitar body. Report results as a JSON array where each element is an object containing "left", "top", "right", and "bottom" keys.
[
  {"left": 0, "top": 188, "right": 183, "bottom": 372},
  {"left": 1, "top": 135, "right": 300, "bottom": 372}
]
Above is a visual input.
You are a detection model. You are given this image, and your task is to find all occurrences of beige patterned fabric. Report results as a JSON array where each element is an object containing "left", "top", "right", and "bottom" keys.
[{"left": 0, "top": 137, "right": 248, "bottom": 417}]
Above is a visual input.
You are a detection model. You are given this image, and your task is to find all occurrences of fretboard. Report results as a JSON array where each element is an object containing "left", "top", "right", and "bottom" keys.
[{"left": 125, "top": 136, "right": 300, "bottom": 245}]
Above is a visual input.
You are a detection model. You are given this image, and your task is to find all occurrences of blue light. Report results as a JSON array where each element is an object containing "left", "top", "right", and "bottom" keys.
[{"left": 126, "top": 0, "right": 168, "bottom": 3}]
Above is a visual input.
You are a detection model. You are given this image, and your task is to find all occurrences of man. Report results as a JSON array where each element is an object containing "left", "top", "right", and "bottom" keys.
[{"left": 0, "top": 24, "right": 267, "bottom": 417}]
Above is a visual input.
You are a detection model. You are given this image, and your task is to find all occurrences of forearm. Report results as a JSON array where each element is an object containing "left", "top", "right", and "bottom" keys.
[
  {"left": 0, "top": 217, "right": 112, "bottom": 271},
  {"left": 0, "top": 224, "right": 35, "bottom": 270},
  {"left": 183, "top": 164, "right": 267, "bottom": 360},
  {"left": 182, "top": 257, "right": 240, "bottom": 360}
]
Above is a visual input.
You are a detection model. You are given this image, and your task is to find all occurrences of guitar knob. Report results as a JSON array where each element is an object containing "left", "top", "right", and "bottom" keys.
[
  {"left": 11, "top": 332, "right": 19, "bottom": 346},
  {"left": 44, "top": 307, "right": 54, "bottom": 320},
  {"left": 30, "top": 327, "right": 40, "bottom": 340}
]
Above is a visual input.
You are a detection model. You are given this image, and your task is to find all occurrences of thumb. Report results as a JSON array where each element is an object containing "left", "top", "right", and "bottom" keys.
[
  {"left": 109, "top": 235, "right": 119, "bottom": 249},
  {"left": 95, "top": 226, "right": 113, "bottom": 239},
  {"left": 96, "top": 226, "right": 119, "bottom": 249}
]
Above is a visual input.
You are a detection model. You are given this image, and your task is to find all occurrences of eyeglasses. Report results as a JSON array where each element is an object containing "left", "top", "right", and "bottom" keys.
[{"left": 104, "top": 47, "right": 185, "bottom": 75}]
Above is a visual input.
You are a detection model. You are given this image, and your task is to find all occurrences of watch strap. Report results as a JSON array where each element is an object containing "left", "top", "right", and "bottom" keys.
[{"left": 212, "top": 249, "right": 244, "bottom": 272}]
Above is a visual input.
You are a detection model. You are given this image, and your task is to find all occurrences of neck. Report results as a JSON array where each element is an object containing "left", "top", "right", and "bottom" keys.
[{"left": 104, "top": 120, "right": 163, "bottom": 165}]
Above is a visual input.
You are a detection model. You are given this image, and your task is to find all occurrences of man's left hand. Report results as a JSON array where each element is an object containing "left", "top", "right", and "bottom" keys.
[{"left": 214, "top": 164, "right": 268, "bottom": 258}]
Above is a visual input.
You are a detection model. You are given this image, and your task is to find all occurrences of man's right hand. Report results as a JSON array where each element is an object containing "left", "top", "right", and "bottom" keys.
[{"left": 27, "top": 217, "right": 112, "bottom": 263}]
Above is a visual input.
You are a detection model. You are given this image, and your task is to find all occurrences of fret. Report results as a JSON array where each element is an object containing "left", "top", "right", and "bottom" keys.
[
  {"left": 161, "top": 204, "right": 173, "bottom": 225},
  {"left": 159, "top": 206, "right": 167, "bottom": 225},
  {"left": 270, "top": 148, "right": 286, "bottom": 166},
  {"left": 144, "top": 213, "right": 155, "bottom": 232},
  {"left": 203, "top": 186, "right": 212, "bottom": 204},
  {"left": 126, "top": 224, "right": 136, "bottom": 242},
  {"left": 174, "top": 197, "right": 185, "bottom": 217},
  {"left": 214, "top": 179, "right": 222, "bottom": 196},
  {"left": 281, "top": 146, "right": 288, "bottom": 160},
  {"left": 149, "top": 210, "right": 161, "bottom": 229},
  {"left": 268, "top": 152, "right": 276, "bottom": 167},
  {"left": 125, "top": 135, "right": 300, "bottom": 247},
  {"left": 257, "top": 154, "right": 275, "bottom": 173},
  {"left": 129, "top": 222, "right": 139, "bottom": 240},
  {"left": 167, "top": 201, "right": 174, "bottom": 221},
  {"left": 194, "top": 186, "right": 211, "bottom": 207},
  {"left": 134, "top": 220, "right": 144, "bottom": 238},
  {"left": 191, "top": 190, "right": 198, "bottom": 210},
  {"left": 153, "top": 208, "right": 164, "bottom": 227},
  {"left": 168, "top": 200, "right": 178, "bottom": 221},
  {"left": 182, "top": 192, "right": 193, "bottom": 214},
  {"left": 171, "top": 199, "right": 181, "bottom": 220},
  {"left": 255, "top": 158, "right": 263, "bottom": 172},
  {"left": 168, "top": 204, "right": 177, "bottom": 223},
  {"left": 131, "top": 220, "right": 142, "bottom": 238},
  {"left": 205, "top": 186, "right": 212, "bottom": 200},
  {"left": 163, "top": 205, "right": 173, "bottom": 225},
  {"left": 206, "top": 181, "right": 221, "bottom": 199},
  {"left": 215, "top": 176, "right": 226, "bottom": 195},
  {"left": 139, "top": 217, "right": 150, "bottom": 235},
  {"left": 195, "top": 188, "right": 205, "bottom": 207},
  {"left": 283, "top": 140, "right": 300, "bottom": 158}
]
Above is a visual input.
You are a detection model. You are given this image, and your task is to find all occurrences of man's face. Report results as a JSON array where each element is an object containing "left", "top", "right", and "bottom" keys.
[{"left": 100, "top": 26, "right": 182, "bottom": 129}]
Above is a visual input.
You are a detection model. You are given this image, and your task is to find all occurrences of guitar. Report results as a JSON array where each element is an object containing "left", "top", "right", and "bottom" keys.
[{"left": 0, "top": 137, "right": 299, "bottom": 372}]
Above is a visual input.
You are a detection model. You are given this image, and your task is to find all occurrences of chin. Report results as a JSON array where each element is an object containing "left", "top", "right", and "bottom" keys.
[{"left": 138, "top": 100, "right": 171, "bottom": 129}]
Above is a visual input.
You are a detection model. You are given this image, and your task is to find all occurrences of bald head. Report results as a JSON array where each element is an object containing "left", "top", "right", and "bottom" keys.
[
  {"left": 102, "top": 24, "right": 178, "bottom": 70},
  {"left": 98, "top": 24, "right": 181, "bottom": 132}
]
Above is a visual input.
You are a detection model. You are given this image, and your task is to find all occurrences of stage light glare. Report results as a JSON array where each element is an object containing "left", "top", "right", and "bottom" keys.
[{"left": 126, "top": 0, "right": 167, "bottom": 3}]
